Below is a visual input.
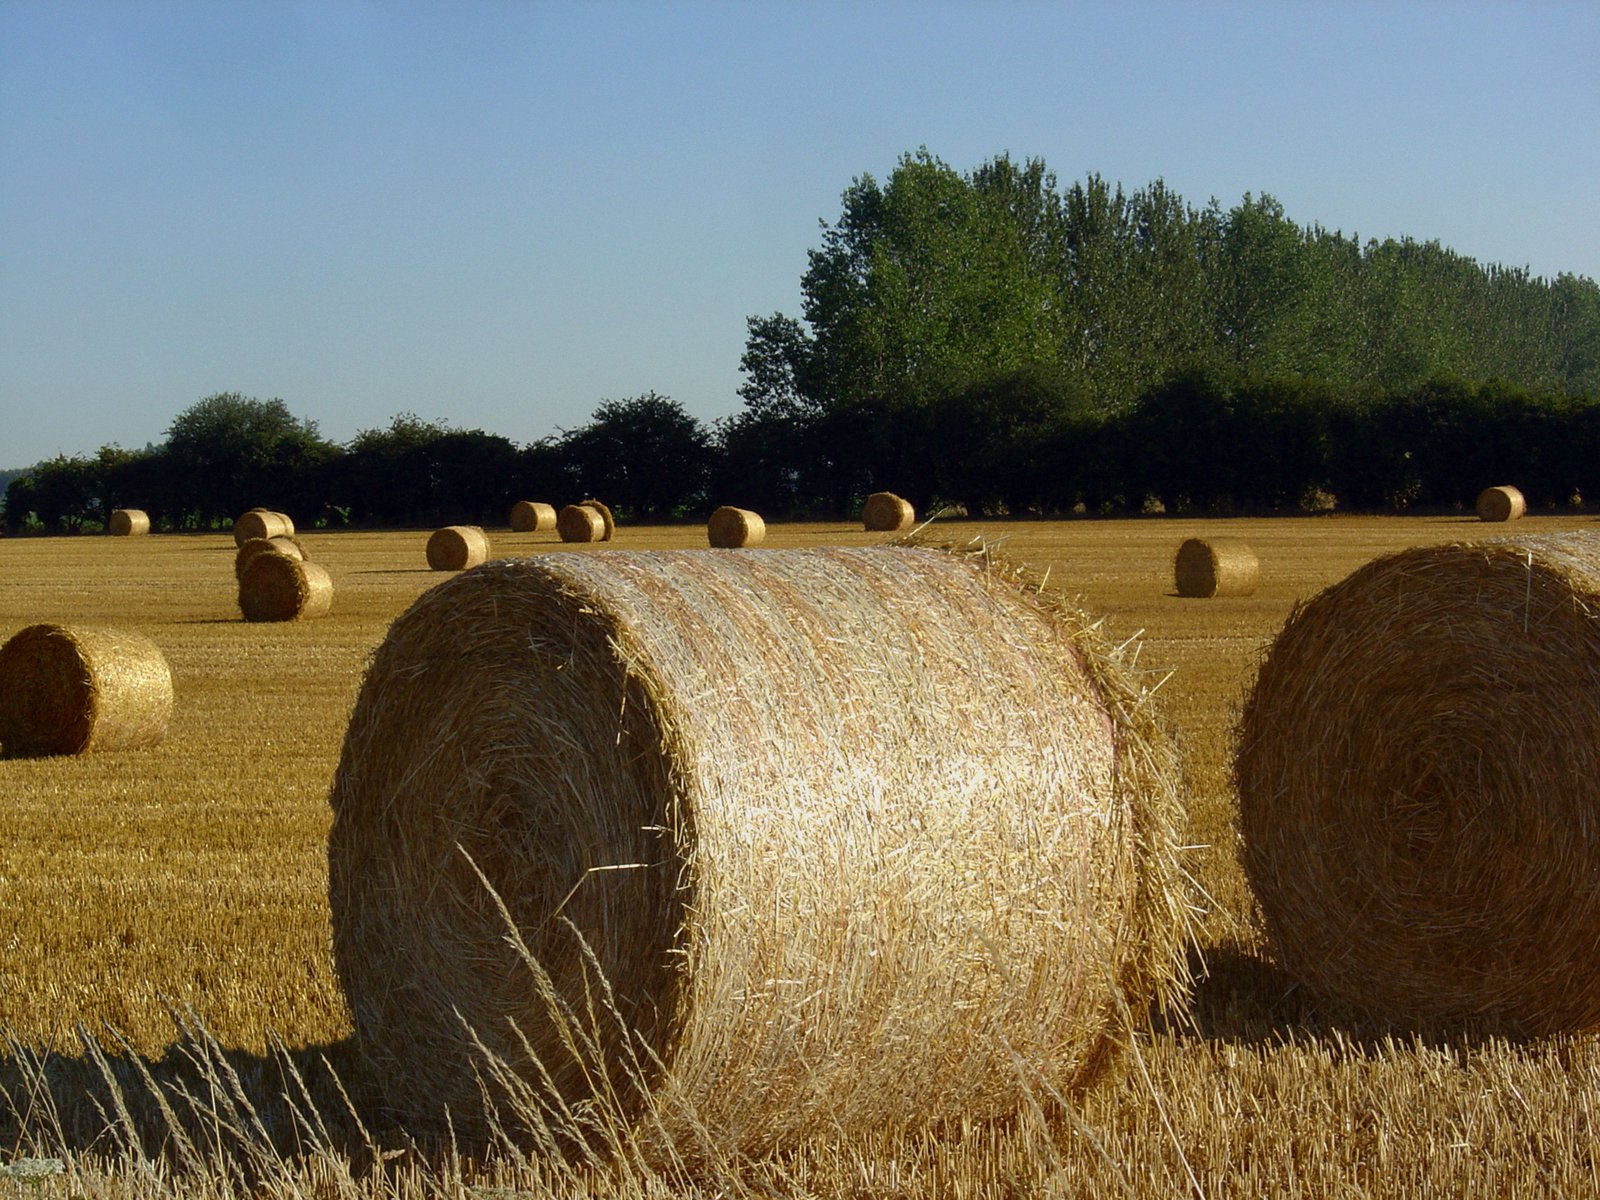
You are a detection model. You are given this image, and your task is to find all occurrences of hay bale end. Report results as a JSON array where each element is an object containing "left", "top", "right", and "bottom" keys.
[
  {"left": 1476, "top": 485, "right": 1527, "bottom": 522},
  {"left": 0, "top": 624, "right": 173, "bottom": 757},
  {"left": 426, "top": 526, "right": 490, "bottom": 571},
  {"left": 239, "top": 555, "right": 333, "bottom": 622},
  {"left": 1173, "top": 537, "right": 1259, "bottom": 598},
  {"left": 707, "top": 506, "right": 765, "bottom": 548}
]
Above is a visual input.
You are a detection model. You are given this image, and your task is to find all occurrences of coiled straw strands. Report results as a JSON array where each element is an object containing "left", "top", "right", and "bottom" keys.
[
  {"left": 556, "top": 504, "right": 606, "bottom": 543},
  {"left": 1477, "top": 485, "right": 1526, "bottom": 522},
  {"left": 580, "top": 498, "right": 616, "bottom": 540},
  {"left": 1173, "top": 537, "right": 1259, "bottom": 598},
  {"left": 233, "top": 509, "right": 294, "bottom": 547},
  {"left": 706, "top": 506, "right": 765, "bottom": 548},
  {"left": 238, "top": 555, "right": 333, "bottom": 622},
  {"left": 509, "top": 501, "right": 557, "bottom": 533},
  {"left": 426, "top": 526, "right": 490, "bottom": 571},
  {"left": 0, "top": 624, "right": 173, "bottom": 757},
  {"left": 234, "top": 535, "right": 305, "bottom": 581},
  {"left": 862, "top": 491, "right": 915, "bottom": 532},
  {"left": 1237, "top": 532, "right": 1600, "bottom": 1032},
  {"left": 108, "top": 509, "right": 150, "bottom": 536},
  {"left": 328, "top": 544, "right": 1189, "bottom": 1152}
]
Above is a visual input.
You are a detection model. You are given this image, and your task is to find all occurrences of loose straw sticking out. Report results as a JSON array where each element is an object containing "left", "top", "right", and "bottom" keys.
[
  {"left": 234, "top": 535, "right": 305, "bottom": 581},
  {"left": 108, "top": 509, "right": 150, "bottom": 536},
  {"left": 557, "top": 504, "right": 606, "bottom": 544},
  {"left": 328, "top": 544, "right": 1190, "bottom": 1153},
  {"left": 426, "top": 526, "right": 490, "bottom": 571},
  {"left": 1236, "top": 532, "right": 1600, "bottom": 1032},
  {"left": 238, "top": 556, "right": 333, "bottom": 622},
  {"left": 579, "top": 498, "right": 616, "bottom": 541},
  {"left": 1477, "top": 485, "right": 1526, "bottom": 523},
  {"left": 707, "top": 506, "right": 765, "bottom": 548},
  {"left": 0, "top": 624, "right": 173, "bottom": 757},
  {"left": 1173, "top": 537, "right": 1259, "bottom": 598},
  {"left": 233, "top": 510, "right": 294, "bottom": 547},
  {"left": 862, "top": 491, "right": 916, "bottom": 532},
  {"left": 508, "top": 501, "right": 557, "bottom": 533}
]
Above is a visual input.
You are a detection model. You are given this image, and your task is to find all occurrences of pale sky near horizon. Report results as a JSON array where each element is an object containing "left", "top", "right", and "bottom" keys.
[{"left": 2, "top": 0, "right": 1596, "bottom": 469}]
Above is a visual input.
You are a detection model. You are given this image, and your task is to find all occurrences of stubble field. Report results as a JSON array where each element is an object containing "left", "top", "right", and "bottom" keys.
[{"left": 2, "top": 515, "right": 1599, "bottom": 1197}]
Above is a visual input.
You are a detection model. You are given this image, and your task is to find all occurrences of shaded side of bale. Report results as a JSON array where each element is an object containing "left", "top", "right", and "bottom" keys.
[
  {"left": 426, "top": 526, "right": 490, "bottom": 571},
  {"left": 508, "top": 501, "right": 557, "bottom": 533},
  {"left": 234, "top": 535, "right": 306, "bottom": 581},
  {"left": 233, "top": 510, "right": 294, "bottom": 547},
  {"left": 1173, "top": 537, "right": 1259, "bottom": 598},
  {"left": 328, "top": 544, "right": 1189, "bottom": 1153},
  {"left": 1236, "top": 533, "right": 1600, "bottom": 1033},
  {"left": 579, "top": 498, "right": 616, "bottom": 540},
  {"left": 1477, "top": 485, "right": 1526, "bottom": 522},
  {"left": 707, "top": 506, "right": 765, "bottom": 548},
  {"left": 108, "top": 509, "right": 150, "bottom": 536},
  {"left": 0, "top": 624, "right": 173, "bottom": 757},
  {"left": 239, "top": 556, "right": 333, "bottom": 622},
  {"left": 862, "top": 491, "right": 916, "bottom": 532},
  {"left": 556, "top": 504, "right": 606, "bottom": 544}
]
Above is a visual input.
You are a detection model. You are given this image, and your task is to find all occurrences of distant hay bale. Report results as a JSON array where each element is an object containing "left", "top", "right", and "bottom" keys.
[
  {"left": 556, "top": 504, "right": 606, "bottom": 544},
  {"left": 233, "top": 510, "right": 294, "bottom": 547},
  {"left": 1237, "top": 533, "right": 1600, "bottom": 1032},
  {"left": 1477, "top": 485, "right": 1526, "bottom": 522},
  {"left": 234, "top": 535, "right": 306, "bottom": 581},
  {"left": 238, "top": 555, "right": 333, "bottom": 622},
  {"left": 579, "top": 498, "right": 616, "bottom": 540},
  {"left": 108, "top": 509, "right": 150, "bottom": 536},
  {"left": 862, "top": 491, "right": 915, "bottom": 532},
  {"left": 707, "top": 506, "right": 765, "bottom": 548},
  {"left": 426, "top": 526, "right": 490, "bottom": 571},
  {"left": 508, "top": 501, "right": 557, "bottom": 533},
  {"left": 328, "top": 545, "right": 1190, "bottom": 1152},
  {"left": 1173, "top": 537, "right": 1259, "bottom": 598},
  {"left": 0, "top": 624, "right": 173, "bottom": 757}
]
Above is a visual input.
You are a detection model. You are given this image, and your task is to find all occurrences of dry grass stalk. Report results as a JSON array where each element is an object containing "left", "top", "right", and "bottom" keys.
[
  {"left": 580, "top": 498, "right": 617, "bottom": 540},
  {"left": 1236, "top": 532, "right": 1600, "bottom": 1032},
  {"left": 426, "top": 526, "right": 490, "bottom": 571},
  {"left": 0, "top": 623, "right": 173, "bottom": 757},
  {"left": 328, "top": 543, "right": 1190, "bottom": 1154},
  {"left": 557, "top": 504, "right": 607, "bottom": 544},
  {"left": 1173, "top": 537, "right": 1259, "bottom": 598},
  {"left": 509, "top": 501, "right": 558, "bottom": 533},
  {"left": 108, "top": 509, "right": 150, "bottom": 536},
  {"left": 862, "top": 492, "right": 915, "bottom": 532},
  {"left": 706, "top": 507, "right": 765, "bottom": 548},
  {"left": 1477, "top": 485, "right": 1526, "bottom": 522},
  {"left": 238, "top": 556, "right": 333, "bottom": 622},
  {"left": 233, "top": 536, "right": 305, "bottom": 581},
  {"left": 232, "top": 510, "right": 294, "bottom": 547}
]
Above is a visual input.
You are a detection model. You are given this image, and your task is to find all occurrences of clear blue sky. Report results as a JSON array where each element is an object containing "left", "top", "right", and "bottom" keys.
[{"left": 2, "top": 0, "right": 1596, "bottom": 469}]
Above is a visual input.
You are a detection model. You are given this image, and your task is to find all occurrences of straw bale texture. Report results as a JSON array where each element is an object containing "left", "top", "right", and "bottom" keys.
[
  {"left": 108, "top": 509, "right": 150, "bottom": 536},
  {"left": 1237, "top": 532, "right": 1600, "bottom": 1032},
  {"left": 238, "top": 555, "right": 333, "bottom": 622},
  {"left": 862, "top": 491, "right": 915, "bottom": 532},
  {"left": 232, "top": 510, "right": 294, "bottom": 547},
  {"left": 1477, "top": 485, "right": 1527, "bottom": 522},
  {"left": 556, "top": 504, "right": 606, "bottom": 544},
  {"left": 0, "top": 624, "right": 173, "bottom": 757},
  {"left": 577, "top": 498, "right": 615, "bottom": 540},
  {"left": 234, "top": 535, "right": 305, "bottom": 581},
  {"left": 426, "top": 526, "right": 490, "bottom": 571},
  {"left": 328, "top": 544, "right": 1189, "bottom": 1152},
  {"left": 1173, "top": 537, "right": 1259, "bottom": 598},
  {"left": 509, "top": 501, "right": 557, "bottom": 533},
  {"left": 706, "top": 506, "right": 765, "bottom": 548}
]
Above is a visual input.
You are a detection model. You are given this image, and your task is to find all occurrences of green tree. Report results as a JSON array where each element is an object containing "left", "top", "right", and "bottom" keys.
[
  {"left": 162, "top": 393, "right": 336, "bottom": 524},
  {"left": 559, "top": 393, "right": 712, "bottom": 519}
]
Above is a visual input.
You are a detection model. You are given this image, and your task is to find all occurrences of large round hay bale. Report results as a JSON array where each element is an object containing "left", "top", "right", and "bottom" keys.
[
  {"left": 426, "top": 526, "right": 490, "bottom": 571},
  {"left": 238, "top": 555, "right": 333, "bottom": 622},
  {"left": 862, "top": 491, "right": 915, "bottom": 532},
  {"left": 508, "top": 501, "right": 557, "bottom": 533},
  {"left": 706, "top": 506, "right": 765, "bottom": 548},
  {"left": 328, "top": 545, "right": 1189, "bottom": 1151},
  {"left": 579, "top": 497, "right": 616, "bottom": 541},
  {"left": 233, "top": 535, "right": 306, "bottom": 581},
  {"left": 556, "top": 504, "right": 606, "bottom": 544},
  {"left": 233, "top": 510, "right": 294, "bottom": 547},
  {"left": 108, "top": 509, "right": 150, "bottom": 537},
  {"left": 1476, "top": 485, "right": 1526, "bottom": 522},
  {"left": 1173, "top": 537, "right": 1259, "bottom": 598},
  {"left": 0, "top": 624, "right": 173, "bottom": 757},
  {"left": 1237, "top": 533, "right": 1600, "bottom": 1032}
]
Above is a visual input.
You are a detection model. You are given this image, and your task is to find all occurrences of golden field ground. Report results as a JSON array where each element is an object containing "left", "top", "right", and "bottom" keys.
[{"left": 3, "top": 515, "right": 1600, "bottom": 1197}]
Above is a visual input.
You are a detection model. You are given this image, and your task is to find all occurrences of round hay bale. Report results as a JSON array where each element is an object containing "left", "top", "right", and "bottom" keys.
[
  {"left": 234, "top": 535, "right": 306, "bottom": 581},
  {"left": 328, "top": 545, "right": 1189, "bottom": 1151},
  {"left": 556, "top": 504, "right": 606, "bottom": 544},
  {"left": 426, "top": 525, "right": 490, "bottom": 572},
  {"left": 232, "top": 510, "right": 294, "bottom": 547},
  {"left": 579, "top": 498, "right": 616, "bottom": 541},
  {"left": 508, "top": 501, "right": 558, "bottom": 533},
  {"left": 1173, "top": 537, "right": 1259, "bottom": 598},
  {"left": 706, "top": 506, "right": 765, "bottom": 548},
  {"left": 0, "top": 624, "right": 173, "bottom": 757},
  {"left": 1237, "top": 532, "right": 1600, "bottom": 1032},
  {"left": 238, "top": 555, "right": 333, "bottom": 622},
  {"left": 862, "top": 491, "right": 916, "bottom": 532},
  {"left": 1477, "top": 485, "right": 1526, "bottom": 522},
  {"left": 108, "top": 509, "right": 150, "bottom": 536}
]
